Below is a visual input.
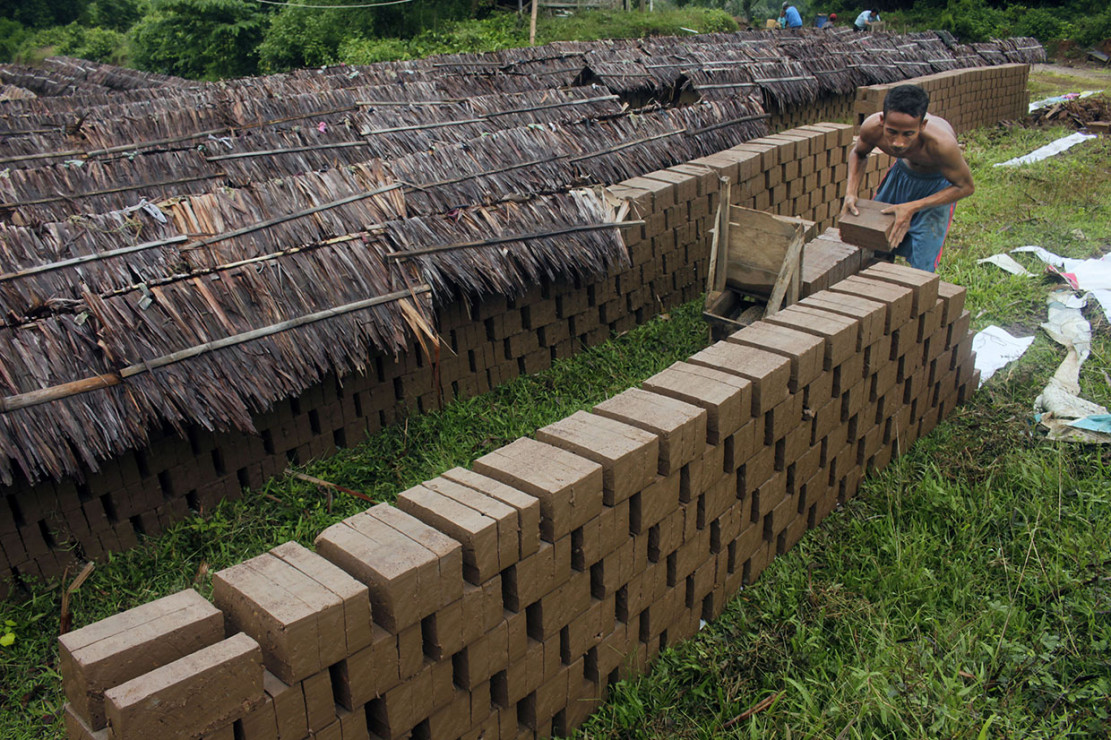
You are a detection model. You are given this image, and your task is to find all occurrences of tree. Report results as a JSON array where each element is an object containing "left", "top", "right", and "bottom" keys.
[{"left": 130, "top": 0, "right": 267, "bottom": 79}]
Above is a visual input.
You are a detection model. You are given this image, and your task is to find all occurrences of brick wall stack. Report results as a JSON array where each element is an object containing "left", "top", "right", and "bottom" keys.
[
  {"left": 769, "top": 91, "right": 856, "bottom": 132},
  {"left": 59, "top": 261, "right": 979, "bottom": 740},
  {"left": 853, "top": 63, "right": 1030, "bottom": 133},
  {"left": 3, "top": 64, "right": 1026, "bottom": 594}
]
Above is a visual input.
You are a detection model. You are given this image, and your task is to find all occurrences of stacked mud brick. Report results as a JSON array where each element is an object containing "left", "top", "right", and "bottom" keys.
[
  {"left": 60, "top": 262, "right": 979, "bottom": 740},
  {"left": 854, "top": 63, "right": 1029, "bottom": 133},
  {"left": 11, "top": 63, "right": 1030, "bottom": 589},
  {"left": 769, "top": 92, "right": 857, "bottom": 133}
]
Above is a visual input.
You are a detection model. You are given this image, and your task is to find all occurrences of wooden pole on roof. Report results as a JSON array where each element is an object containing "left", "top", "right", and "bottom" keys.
[{"left": 530, "top": 0, "right": 539, "bottom": 45}]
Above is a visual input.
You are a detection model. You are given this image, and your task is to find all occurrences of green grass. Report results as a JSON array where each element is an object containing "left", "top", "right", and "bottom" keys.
[{"left": 3, "top": 68, "right": 1111, "bottom": 739}]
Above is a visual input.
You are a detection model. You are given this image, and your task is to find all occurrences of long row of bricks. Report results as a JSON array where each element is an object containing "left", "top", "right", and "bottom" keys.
[{"left": 60, "top": 261, "right": 978, "bottom": 740}]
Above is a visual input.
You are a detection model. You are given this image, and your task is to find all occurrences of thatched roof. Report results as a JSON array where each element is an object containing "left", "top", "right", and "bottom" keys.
[{"left": 0, "top": 30, "right": 1044, "bottom": 485}]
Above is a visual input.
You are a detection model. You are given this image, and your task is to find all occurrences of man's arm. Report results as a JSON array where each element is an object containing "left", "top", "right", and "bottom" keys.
[
  {"left": 880, "top": 136, "right": 974, "bottom": 248},
  {"left": 840, "top": 115, "right": 880, "bottom": 218}
]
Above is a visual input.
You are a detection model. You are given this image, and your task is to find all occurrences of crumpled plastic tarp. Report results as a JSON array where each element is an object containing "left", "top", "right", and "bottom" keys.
[{"left": 972, "top": 325, "right": 1035, "bottom": 386}]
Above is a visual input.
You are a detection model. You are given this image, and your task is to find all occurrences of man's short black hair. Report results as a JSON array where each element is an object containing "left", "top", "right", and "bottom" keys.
[{"left": 883, "top": 84, "right": 930, "bottom": 120}]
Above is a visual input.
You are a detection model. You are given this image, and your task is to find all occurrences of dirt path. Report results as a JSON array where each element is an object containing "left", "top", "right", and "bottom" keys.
[{"left": 1033, "top": 63, "right": 1111, "bottom": 86}]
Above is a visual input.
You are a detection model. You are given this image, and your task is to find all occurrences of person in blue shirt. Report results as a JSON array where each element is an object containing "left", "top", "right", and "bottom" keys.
[
  {"left": 854, "top": 9, "right": 879, "bottom": 31},
  {"left": 781, "top": 3, "right": 803, "bottom": 28}
]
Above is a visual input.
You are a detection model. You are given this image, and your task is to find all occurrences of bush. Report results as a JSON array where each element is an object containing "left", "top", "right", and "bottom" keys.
[
  {"left": 84, "top": 0, "right": 145, "bottom": 32},
  {"left": 937, "top": 0, "right": 1004, "bottom": 43},
  {"left": 130, "top": 0, "right": 266, "bottom": 79},
  {"left": 258, "top": 5, "right": 376, "bottom": 72},
  {"left": 11, "top": 22, "right": 128, "bottom": 65},
  {"left": 0, "top": 18, "right": 29, "bottom": 62}
]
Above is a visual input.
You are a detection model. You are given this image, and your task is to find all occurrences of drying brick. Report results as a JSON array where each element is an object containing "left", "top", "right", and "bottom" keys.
[{"left": 58, "top": 589, "right": 224, "bottom": 730}]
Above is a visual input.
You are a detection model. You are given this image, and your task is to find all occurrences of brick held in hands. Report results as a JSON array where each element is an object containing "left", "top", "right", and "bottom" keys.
[
  {"left": 592, "top": 388, "right": 707, "bottom": 476},
  {"left": 473, "top": 438, "right": 603, "bottom": 542},
  {"left": 58, "top": 589, "right": 224, "bottom": 731},
  {"left": 838, "top": 199, "right": 896, "bottom": 251},
  {"left": 535, "top": 410, "right": 659, "bottom": 506},
  {"left": 103, "top": 632, "right": 263, "bottom": 740},
  {"left": 212, "top": 551, "right": 346, "bottom": 685}
]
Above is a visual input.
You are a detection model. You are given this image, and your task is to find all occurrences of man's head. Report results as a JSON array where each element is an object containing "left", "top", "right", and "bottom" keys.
[
  {"left": 881, "top": 85, "right": 930, "bottom": 155},
  {"left": 829, "top": 13, "right": 836, "bottom": 21}
]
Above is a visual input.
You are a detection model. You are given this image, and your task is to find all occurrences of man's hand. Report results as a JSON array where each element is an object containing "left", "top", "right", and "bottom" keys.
[
  {"left": 839, "top": 195, "right": 859, "bottom": 220},
  {"left": 881, "top": 202, "right": 916, "bottom": 248}
]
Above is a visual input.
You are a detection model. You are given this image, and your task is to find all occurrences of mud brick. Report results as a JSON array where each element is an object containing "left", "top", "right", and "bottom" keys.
[
  {"left": 593, "top": 388, "right": 706, "bottom": 476},
  {"left": 396, "top": 623, "right": 423, "bottom": 680},
  {"left": 536, "top": 411, "right": 658, "bottom": 506},
  {"left": 800, "top": 292, "right": 886, "bottom": 349},
  {"left": 503, "top": 540, "right": 556, "bottom": 610},
  {"left": 314, "top": 507, "right": 451, "bottom": 633},
  {"left": 103, "top": 633, "right": 262, "bottom": 740},
  {"left": 396, "top": 484, "right": 498, "bottom": 585},
  {"left": 64, "top": 704, "right": 108, "bottom": 740},
  {"left": 641, "top": 361, "right": 750, "bottom": 445},
  {"left": 260, "top": 671, "right": 307, "bottom": 740},
  {"left": 632, "top": 472, "right": 681, "bottom": 534},
  {"left": 621, "top": 176, "right": 676, "bottom": 210},
  {"left": 59, "top": 589, "right": 224, "bottom": 731},
  {"left": 300, "top": 670, "right": 339, "bottom": 733},
  {"left": 425, "top": 598, "right": 467, "bottom": 660},
  {"left": 421, "top": 483, "right": 519, "bottom": 576},
  {"left": 644, "top": 168, "right": 696, "bottom": 203},
  {"left": 947, "top": 309, "right": 972, "bottom": 351},
  {"left": 764, "top": 305, "right": 858, "bottom": 368},
  {"left": 828, "top": 275, "right": 914, "bottom": 333},
  {"left": 733, "top": 141, "right": 780, "bottom": 172},
  {"left": 742, "top": 446, "right": 776, "bottom": 500},
  {"left": 473, "top": 438, "right": 602, "bottom": 542},
  {"left": 669, "top": 163, "right": 720, "bottom": 197},
  {"left": 688, "top": 341, "right": 791, "bottom": 416},
  {"left": 765, "top": 393, "right": 804, "bottom": 447},
  {"left": 368, "top": 503, "right": 463, "bottom": 596},
  {"left": 765, "top": 163, "right": 783, "bottom": 189},
  {"left": 861, "top": 262, "right": 940, "bottom": 317},
  {"left": 441, "top": 467, "right": 540, "bottom": 560},
  {"left": 728, "top": 322, "right": 824, "bottom": 391},
  {"left": 936, "top": 281, "right": 967, "bottom": 326},
  {"left": 213, "top": 552, "right": 346, "bottom": 684},
  {"left": 804, "top": 368, "right": 835, "bottom": 409},
  {"left": 834, "top": 352, "right": 866, "bottom": 395},
  {"left": 607, "top": 183, "right": 654, "bottom": 216},
  {"left": 329, "top": 625, "right": 397, "bottom": 710}
]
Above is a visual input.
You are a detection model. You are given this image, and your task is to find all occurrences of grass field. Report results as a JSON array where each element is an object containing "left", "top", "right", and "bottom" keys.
[{"left": 1, "top": 69, "right": 1110, "bottom": 739}]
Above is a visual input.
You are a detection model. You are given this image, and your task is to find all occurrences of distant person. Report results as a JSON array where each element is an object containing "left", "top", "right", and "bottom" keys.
[
  {"left": 854, "top": 9, "right": 879, "bottom": 31},
  {"left": 781, "top": 3, "right": 803, "bottom": 28},
  {"left": 839, "top": 84, "right": 975, "bottom": 272},
  {"left": 821, "top": 12, "right": 838, "bottom": 28}
]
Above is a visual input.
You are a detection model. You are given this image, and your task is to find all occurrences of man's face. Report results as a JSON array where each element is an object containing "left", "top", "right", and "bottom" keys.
[{"left": 880, "top": 111, "right": 925, "bottom": 156}]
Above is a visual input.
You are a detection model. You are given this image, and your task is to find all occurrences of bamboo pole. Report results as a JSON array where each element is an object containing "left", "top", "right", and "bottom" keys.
[
  {"left": 0, "top": 285, "right": 431, "bottom": 414},
  {"left": 0, "top": 235, "right": 190, "bottom": 283},
  {"left": 530, "top": 0, "right": 539, "bottom": 45},
  {"left": 385, "top": 221, "right": 645, "bottom": 259}
]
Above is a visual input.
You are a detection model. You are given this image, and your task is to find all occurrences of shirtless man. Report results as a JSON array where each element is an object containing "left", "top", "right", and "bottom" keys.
[{"left": 841, "top": 84, "right": 975, "bottom": 272}]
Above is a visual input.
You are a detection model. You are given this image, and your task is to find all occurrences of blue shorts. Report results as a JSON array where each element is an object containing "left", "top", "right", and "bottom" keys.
[{"left": 873, "top": 159, "right": 955, "bottom": 272}]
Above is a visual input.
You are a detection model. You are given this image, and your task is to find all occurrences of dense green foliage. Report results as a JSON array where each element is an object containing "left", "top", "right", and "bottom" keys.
[{"left": 3, "top": 0, "right": 1110, "bottom": 78}]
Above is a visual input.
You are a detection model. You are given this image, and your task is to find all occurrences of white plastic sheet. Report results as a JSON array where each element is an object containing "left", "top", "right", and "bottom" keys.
[
  {"left": 1012, "top": 246, "right": 1111, "bottom": 321},
  {"left": 978, "top": 253, "right": 1032, "bottom": 276},
  {"left": 972, "top": 325, "right": 1035, "bottom": 386},
  {"left": 994, "top": 132, "right": 1097, "bottom": 167}
]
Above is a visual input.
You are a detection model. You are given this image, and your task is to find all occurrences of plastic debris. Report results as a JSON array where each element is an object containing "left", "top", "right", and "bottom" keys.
[
  {"left": 972, "top": 325, "right": 1035, "bottom": 386},
  {"left": 978, "top": 253, "right": 1032, "bottom": 276},
  {"left": 1012, "top": 246, "right": 1111, "bottom": 321},
  {"left": 994, "top": 132, "right": 1097, "bottom": 166}
]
